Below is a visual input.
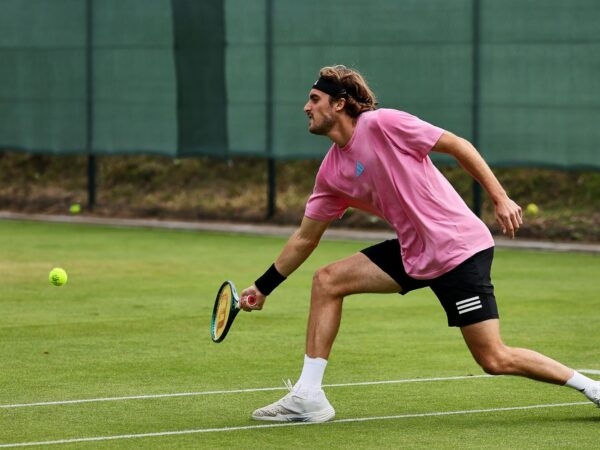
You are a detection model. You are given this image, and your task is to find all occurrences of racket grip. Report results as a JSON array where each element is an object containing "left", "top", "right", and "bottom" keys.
[{"left": 246, "top": 295, "right": 257, "bottom": 306}]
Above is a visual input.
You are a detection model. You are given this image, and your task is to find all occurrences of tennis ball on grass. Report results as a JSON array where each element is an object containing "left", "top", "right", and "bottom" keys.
[
  {"left": 49, "top": 268, "right": 68, "bottom": 286},
  {"left": 526, "top": 203, "right": 539, "bottom": 216}
]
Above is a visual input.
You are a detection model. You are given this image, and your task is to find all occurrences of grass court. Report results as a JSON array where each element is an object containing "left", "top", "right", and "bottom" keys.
[{"left": 1, "top": 220, "right": 598, "bottom": 449}]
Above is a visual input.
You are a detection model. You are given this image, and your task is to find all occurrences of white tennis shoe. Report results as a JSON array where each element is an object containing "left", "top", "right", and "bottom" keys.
[
  {"left": 252, "top": 380, "right": 335, "bottom": 423},
  {"left": 584, "top": 382, "right": 600, "bottom": 407}
]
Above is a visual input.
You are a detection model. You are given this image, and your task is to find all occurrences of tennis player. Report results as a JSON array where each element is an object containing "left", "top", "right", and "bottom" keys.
[{"left": 240, "top": 65, "right": 600, "bottom": 422}]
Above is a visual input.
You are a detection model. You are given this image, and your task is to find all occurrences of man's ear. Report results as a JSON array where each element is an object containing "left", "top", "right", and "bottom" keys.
[{"left": 333, "top": 97, "right": 346, "bottom": 112}]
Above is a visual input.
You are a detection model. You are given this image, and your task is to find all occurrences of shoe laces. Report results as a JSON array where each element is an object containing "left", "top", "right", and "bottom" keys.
[
  {"left": 282, "top": 379, "right": 311, "bottom": 399},
  {"left": 283, "top": 379, "right": 294, "bottom": 392}
]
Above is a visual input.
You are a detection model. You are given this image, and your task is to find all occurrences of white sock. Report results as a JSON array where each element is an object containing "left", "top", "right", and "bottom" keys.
[
  {"left": 564, "top": 371, "right": 595, "bottom": 393},
  {"left": 295, "top": 355, "right": 328, "bottom": 391}
]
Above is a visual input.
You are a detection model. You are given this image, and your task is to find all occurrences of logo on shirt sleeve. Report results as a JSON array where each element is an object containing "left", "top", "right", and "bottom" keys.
[{"left": 355, "top": 161, "right": 365, "bottom": 177}]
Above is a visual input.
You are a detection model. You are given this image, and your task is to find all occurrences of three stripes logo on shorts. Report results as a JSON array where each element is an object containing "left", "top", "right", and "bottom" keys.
[{"left": 456, "top": 296, "right": 482, "bottom": 314}]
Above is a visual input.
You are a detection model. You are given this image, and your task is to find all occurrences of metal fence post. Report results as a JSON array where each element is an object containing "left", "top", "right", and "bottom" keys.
[
  {"left": 471, "top": 0, "right": 482, "bottom": 217},
  {"left": 265, "top": 0, "right": 276, "bottom": 218},
  {"left": 86, "top": 0, "right": 96, "bottom": 211}
]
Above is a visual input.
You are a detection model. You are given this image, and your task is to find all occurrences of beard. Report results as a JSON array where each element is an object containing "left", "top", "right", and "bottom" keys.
[{"left": 308, "top": 113, "right": 335, "bottom": 135}]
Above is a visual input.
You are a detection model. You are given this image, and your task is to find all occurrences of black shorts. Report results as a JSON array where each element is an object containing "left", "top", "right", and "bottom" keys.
[{"left": 361, "top": 240, "right": 498, "bottom": 327}]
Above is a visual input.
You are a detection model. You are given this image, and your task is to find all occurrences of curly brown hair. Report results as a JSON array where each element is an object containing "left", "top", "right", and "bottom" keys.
[{"left": 319, "top": 65, "right": 378, "bottom": 118}]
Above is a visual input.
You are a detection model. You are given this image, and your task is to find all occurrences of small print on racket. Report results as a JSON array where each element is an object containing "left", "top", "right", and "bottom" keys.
[{"left": 210, "top": 280, "right": 256, "bottom": 343}]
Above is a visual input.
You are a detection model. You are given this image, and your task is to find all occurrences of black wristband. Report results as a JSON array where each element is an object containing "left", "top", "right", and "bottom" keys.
[{"left": 255, "top": 263, "right": 287, "bottom": 296}]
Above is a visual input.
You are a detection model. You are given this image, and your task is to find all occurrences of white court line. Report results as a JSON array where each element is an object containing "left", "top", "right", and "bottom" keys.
[
  {"left": 0, "top": 401, "right": 590, "bottom": 448},
  {"left": 0, "top": 374, "right": 492, "bottom": 409},
  {"left": 2, "top": 370, "right": 597, "bottom": 409}
]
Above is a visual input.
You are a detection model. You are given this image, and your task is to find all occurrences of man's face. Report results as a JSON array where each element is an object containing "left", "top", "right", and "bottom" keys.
[{"left": 304, "top": 89, "right": 336, "bottom": 135}]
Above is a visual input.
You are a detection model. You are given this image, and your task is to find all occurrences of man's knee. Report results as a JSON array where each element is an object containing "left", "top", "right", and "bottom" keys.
[
  {"left": 473, "top": 347, "right": 513, "bottom": 375},
  {"left": 312, "top": 265, "right": 343, "bottom": 297}
]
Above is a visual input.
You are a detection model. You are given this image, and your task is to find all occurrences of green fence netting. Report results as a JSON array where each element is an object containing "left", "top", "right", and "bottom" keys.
[{"left": 1, "top": 0, "right": 599, "bottom": 168}]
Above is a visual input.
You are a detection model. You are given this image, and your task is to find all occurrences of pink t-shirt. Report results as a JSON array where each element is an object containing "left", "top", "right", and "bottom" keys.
[{"left": 305, "top": 108, "right": 494, "bottom": 279}]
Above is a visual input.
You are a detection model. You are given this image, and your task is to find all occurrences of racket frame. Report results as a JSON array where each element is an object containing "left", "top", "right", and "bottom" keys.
[{"left": 210, "top": 280, "right": 254, "bottom": 343}]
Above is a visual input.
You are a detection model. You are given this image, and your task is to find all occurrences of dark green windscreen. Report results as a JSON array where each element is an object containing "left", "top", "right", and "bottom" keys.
[{"left": 0, "top": 0, "right": 598, "bottom": 168}]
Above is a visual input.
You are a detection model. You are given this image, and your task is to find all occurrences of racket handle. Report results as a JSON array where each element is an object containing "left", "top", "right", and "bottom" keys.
[{"left": 246, "top": 295, "right": 257, "bottom": 306}]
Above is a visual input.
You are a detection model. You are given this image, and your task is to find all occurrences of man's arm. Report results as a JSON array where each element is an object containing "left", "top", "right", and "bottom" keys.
[
  {"left": 273, "top": 215, "right": 330, "bottom": 276},
  {"left": 432, "top": 131, "right": 522, "bottom": 238},
  {"left": 240, "top": 216, "right": 330, "bottom": 310}
]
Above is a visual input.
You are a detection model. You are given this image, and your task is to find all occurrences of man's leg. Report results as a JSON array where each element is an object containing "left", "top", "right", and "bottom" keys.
[
  {"left": 252, "top": 252, "right": 401, "bottom": 423},
  {"left": 461, "top": 319, "right": 572, "bottom": 383},
  {"left": 305, "top": 252, "right": 401, "bottom": 359},
  {"left": 462, "top": 319, "right": 600, "bottom": 405}
]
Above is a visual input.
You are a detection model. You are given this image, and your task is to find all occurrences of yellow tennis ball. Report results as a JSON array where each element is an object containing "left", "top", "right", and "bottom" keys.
[
  {"left": 69, "top": 203, "right": 81, "bottom": 214},
  {"left": 49, "top": 268, "right": 68, "bottom": 286},
  {"left": 526, "top": 203, "right": 539, "bottom": 216}
]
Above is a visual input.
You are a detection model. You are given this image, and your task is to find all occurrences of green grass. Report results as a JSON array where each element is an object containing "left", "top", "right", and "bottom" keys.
[{"left": 0, "top": 220, "right": 599, "bottom": 449}]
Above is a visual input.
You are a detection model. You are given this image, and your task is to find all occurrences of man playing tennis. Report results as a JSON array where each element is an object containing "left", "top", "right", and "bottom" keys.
[{"left": 240, "top": 65, "right": 600, "bottom": 422}]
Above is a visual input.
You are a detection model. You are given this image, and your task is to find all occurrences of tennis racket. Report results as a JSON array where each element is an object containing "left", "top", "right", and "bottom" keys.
[{"left": 210, "top": 280, "right": 256, "bottom": 343}]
